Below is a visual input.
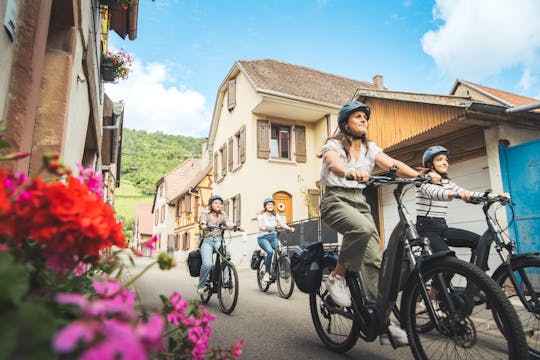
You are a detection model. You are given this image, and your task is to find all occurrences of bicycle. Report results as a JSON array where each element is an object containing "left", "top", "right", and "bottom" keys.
[
  {"left": 199, "top": 224, "right": 242, "bottom": 314},
  {"left": 455, "top": 191, "right": 540, "bottom": 358},
  {"left": 255, "top": 227, "right": 295, "bottom": 299},
  {"left": 309, "top": 172, "right": 528, "bottom": 359}
]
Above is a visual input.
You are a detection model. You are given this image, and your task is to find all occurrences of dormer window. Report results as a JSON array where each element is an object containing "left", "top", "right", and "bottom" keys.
[{"left": 227, "top": 78, "right": 236, "bottom": 111}]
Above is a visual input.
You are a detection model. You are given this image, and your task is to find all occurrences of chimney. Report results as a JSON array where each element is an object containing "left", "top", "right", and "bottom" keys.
[
  {"left": 373, "top": 75, "right": 384, "bottom": 89},
  {"left": 201, "top": 138, "right": 209, "bottom": 166}
]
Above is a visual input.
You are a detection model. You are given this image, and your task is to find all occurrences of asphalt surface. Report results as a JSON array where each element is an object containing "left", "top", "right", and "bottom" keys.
[{"left": 126, "top": 256, "right": 413, "bottom": 360}]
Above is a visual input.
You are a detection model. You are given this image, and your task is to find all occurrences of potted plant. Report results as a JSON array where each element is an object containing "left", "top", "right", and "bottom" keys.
[{"left": 101, "top": 49, "right": 132, "bottom": 83}]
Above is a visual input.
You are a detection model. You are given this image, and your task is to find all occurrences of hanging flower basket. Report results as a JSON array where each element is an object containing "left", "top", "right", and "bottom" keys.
[{"left": 101, "top": 49, "right": 132, "bottom": 83}]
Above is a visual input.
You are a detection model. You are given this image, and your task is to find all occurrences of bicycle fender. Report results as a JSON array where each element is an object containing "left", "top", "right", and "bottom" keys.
[{"left": 491, "top": 252, "right": 540, "bottom": 281}]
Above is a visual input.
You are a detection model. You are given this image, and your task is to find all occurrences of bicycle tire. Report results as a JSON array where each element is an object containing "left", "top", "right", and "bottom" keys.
[
  {"left": 492, "top": 256, "right": 540, "bottom": 359},
  {"left": 218, "top": 262, "right": 239, "bottom": 314},
  {"left": 200, "top": 269, "right": 212, "bottom": 304},
  {"left": 309, "top": 258, "right": 359, "bottom": 353},
  {"left": 257, "top": 260, "right": 270, "bottom": 292},
  {"left": 401, "top": 256, "right": 528, "bottom": 360},
  {"left": 277, "top": 255, "right": 295, "bottom": 299}
]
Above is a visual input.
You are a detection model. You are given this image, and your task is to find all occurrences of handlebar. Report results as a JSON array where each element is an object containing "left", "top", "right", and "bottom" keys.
[
  {"left": 206, "top": 224, "right": 245, "bottom": 232},
  {"left": 345, "top": 174, "right": 431, "bottom": 187},
  {"left": 453, "top": 192, "right": 511, "bottom": 206}
]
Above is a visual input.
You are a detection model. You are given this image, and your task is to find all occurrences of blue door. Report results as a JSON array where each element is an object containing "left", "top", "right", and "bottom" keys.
[{"left": 499, "top": 139, "right": 540, "bottom": 254}]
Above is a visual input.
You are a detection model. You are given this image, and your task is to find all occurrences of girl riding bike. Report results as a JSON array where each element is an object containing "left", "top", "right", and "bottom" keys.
[
  {"left": 416, "top": 146, "right": 509, "bottom": 258},
  {"left": 197, "top": 194, "right": 237, "bottom": 295},
  {"left": 257, "top": 197, "right": 295, "bottom": 283}
]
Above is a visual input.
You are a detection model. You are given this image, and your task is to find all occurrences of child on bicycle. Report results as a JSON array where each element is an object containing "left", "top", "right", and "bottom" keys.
[
  {"left": 257, "top": 197, "right": 295, "bottom": 283},
  {"left": 416, "top": 145, "right": 509, "bottom": 258},
  {"left": 319, "top": 100, "right": 440, "bottom": 346},
  {"left": 197, "top": 194, "right": 236, "bottom": 295}
]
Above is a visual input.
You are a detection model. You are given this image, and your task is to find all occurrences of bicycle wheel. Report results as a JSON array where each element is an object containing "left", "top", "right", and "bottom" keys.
[
  {"left": 257, "top": 260, "right": 270, "bottom": 292},
  {"left": 277, "top": 255, "right": 294, "bottom": 299},
  {"left": 200, "top": 269, "right": 212, "bottom": 304},
  {"left": 309, "top": 259, "right": 359, "bottom": 353},
  {"left": 493, "top": 256, "right": 540, "bottom": 358},
  {"left": 218, "top": 262, "right": 239, "bottom": 314},
  {"left": 401, "top": 256, "right": 527, "bottom": 360}
]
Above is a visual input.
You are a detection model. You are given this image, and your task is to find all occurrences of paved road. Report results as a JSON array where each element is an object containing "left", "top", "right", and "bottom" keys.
[{"left": 126, "top": 256, "right": 413, "bottom": 360}]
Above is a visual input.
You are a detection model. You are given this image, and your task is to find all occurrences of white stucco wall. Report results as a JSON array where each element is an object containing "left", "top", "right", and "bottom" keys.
[{"left": 0, "top": 0, "right": 16, "bottom": 120}]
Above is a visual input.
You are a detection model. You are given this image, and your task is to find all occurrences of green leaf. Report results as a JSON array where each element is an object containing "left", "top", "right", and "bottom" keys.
[
  {"left": 0, "top": 139, "right": 11, "bottom": 149},
  {"left": 0, "top": 252, "right": 29, "bottom": 304}
]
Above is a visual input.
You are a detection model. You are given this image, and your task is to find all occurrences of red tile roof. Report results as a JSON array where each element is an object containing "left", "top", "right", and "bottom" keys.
[
  {"left": 459, "top": 80, "right": 540, "bottom": 107},
  {"left": 162, "top": 158, "right": 203, "bottom": 203}
]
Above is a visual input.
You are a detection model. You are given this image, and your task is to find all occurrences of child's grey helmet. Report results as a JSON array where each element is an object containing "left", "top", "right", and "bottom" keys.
[
  {"left": 422, "top": 146, "right": 450, "bottom": 168},
  {"left": 338, "top": 101, "right": 371, "bottom": 134},
  {"left": 208, "top": 194, "right": 224, "bottom": 206},
  {"left": 263, "top": 197, "right": 275, "bottom": 207}
]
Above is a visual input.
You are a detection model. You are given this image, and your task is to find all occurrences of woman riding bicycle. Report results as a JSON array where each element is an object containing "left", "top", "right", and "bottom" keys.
[
  {"left": 197, "top": 194, "right": 236, "bottom": 295},
  {"left": 416, "top": 145, "right": 510, "bottom": 258},
  {"left": 319, "top": 101, "right": 440, "bottom": 346},
  {"left": 257, "top": 197, "right": 295, "bottom": 283}
]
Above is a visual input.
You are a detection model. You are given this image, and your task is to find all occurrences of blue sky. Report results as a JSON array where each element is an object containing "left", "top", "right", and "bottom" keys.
[{"left": 105, "top": 0, "right": 540, "bottom": 137}]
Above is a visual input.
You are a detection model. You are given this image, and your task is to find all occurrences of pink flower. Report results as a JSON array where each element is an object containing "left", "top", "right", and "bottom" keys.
[
  {"left": 136, "top": 314, "right": 165, "bottom": 350},
  {"left": 144, "top": 235, "right": 158, "bottom": 255},
  {"left": 53, "top": 320, "right": 99, "bottom": 352},
  {"left": 93, "top": 280, "right": 122, "bottom": 297},
  {"left": 232, "top": 339, "right": 244, "bottom": 357},
  {"left": 0, "top": 243, "right": 8, "bottom": 251},
  {"left": 76, "top": 163, "right": 104, "bottom": 197},
  {"left": 56, "top": 293, "right": 89, "bottom": 309}
]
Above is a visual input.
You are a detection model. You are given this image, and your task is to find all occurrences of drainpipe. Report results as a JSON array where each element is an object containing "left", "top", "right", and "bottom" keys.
[
  {"left": 325, "top": 114, "right": 331, "bottom": 137},
  {"left": 505, "top": 102, "right": 540, "bottom": 113}
]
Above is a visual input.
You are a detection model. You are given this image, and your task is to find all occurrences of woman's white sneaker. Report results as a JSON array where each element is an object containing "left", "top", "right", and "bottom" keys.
[
  {"left": 380, "top": 322, "right": 409, "bottom": 347},
  {"left": 325, "top": 274, "right": 351, "bottom": 307}
]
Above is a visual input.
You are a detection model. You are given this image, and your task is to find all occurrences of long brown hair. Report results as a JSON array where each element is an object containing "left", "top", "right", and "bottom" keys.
[{"left": 318, "top": 129, "right": 370, "bottom": 160}]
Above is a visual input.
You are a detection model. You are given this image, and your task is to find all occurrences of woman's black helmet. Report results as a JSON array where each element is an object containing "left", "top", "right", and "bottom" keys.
[
  {"left": 263, "top": 197, "right": 275, "bottom": 207},
  {"left": 338, "top": 101, "right": 370, "bottom": 138},
  {"left": 208, "top": 194, "right": 224, "bottom": 206},
  {"left": 422, "top": 146, "right": 450, "bottom": 168}
]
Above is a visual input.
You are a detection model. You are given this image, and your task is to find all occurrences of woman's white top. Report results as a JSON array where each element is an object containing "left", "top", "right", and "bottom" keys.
[
  {"left": 320, "top": 139, "right": 382, "bottom": 189},
  {"left": 257, "top": 212, "right": 283, "bottom": 236}
]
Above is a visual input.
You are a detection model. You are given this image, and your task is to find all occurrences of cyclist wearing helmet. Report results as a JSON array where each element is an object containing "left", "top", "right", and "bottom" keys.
[
  {"left": 257, "top": 197, "right": 295, "bottom": 283},
  {"left": 319, "top": 101, "right": 440, "bottom": 346},
  {"left": 416, "top": 146, "right": 508, "bottom": 256},
  {"left": 197, "top": 194, "right": 235, "bottom": 294}
]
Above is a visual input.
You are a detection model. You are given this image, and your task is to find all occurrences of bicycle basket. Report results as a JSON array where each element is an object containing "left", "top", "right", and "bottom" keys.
[
  {"left": 291, "top": 242, "right": 324, "bottom": 293},
  {"left": 250, "top": 249, "right": 263, "bottom": 270},
  {"left": 187, "top": 249, "right": 202, "bottom": 277}
]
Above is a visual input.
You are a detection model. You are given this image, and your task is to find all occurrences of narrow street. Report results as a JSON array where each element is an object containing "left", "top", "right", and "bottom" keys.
[{"left": 127, "top": 256, "right": 413, "bottom": 360}]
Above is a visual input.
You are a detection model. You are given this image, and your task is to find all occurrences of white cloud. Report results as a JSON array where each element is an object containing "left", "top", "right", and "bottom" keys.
[
  {"left": 421, "top": 0, "right": 540, "bottom": 90},
  {"left": 105, "top": 60, "right": 211, "bottom": 137}
]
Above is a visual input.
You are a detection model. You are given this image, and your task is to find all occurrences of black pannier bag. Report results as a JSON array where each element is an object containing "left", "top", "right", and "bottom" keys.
[
  {"left": 290, "top": 242, "right": 324, "bottom": 293},
  {"left": 250, "top": 249, "right": 263, "bottom": 270},
  {"left": 187, "top": 250, "right": 202, "bottom": 277}
]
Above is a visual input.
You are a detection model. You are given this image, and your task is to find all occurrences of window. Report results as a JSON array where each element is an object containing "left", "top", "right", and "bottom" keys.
[
  {"left": 227, "top": 78, "right": 236, "bottom": 111},
  {"left": 257, "top": 120, "right": 306, "bottom": 163},
  {"left": 154, "top": 210, "right": 158, "bottom": 225},
  {"left": 270, "top": 124, "right": 290, "bottom": 159},
  {"left": 232, "top": 194, "right": 241, "bottom": 226},
  {"left": 219, "top": 145, "right": 227, "bottom": 178},
  {"left": 229, "top": 126, "right": 246, "bottom": 170},
  {"left": 185, "top": 194, "right": 191, "bottom": 213},
  {"left": 223, "top": 199, "right": 229, "bottom": 217},
  {"left": 175, "top": 234, "right": 180, "bottom": 250},
  {"left": 182, "top": 232, "right": 190, "bottom": 250},
  {"left": 160, "top": 205, "right": 165, "bottom": 223},
  {"left": 175, "top": 201, "right": 180, "bottom": 218}
]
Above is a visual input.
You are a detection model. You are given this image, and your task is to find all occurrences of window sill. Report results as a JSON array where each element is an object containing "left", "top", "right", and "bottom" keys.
[
  {"left": 231, "top": 163, "right": 243, "bottom": 172},
  {"left": 268, "top": 158, "right": 297, "bottom": 165}
]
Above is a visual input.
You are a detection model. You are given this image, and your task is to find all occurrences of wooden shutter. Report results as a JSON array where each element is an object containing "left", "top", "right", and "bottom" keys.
[
  {"left": 213, "top": 152, "right": 218, "bottom": 181},
  {"left": 257, "top": 120, "right": 270, "bottom": 159},
  {"left": 239, "top": 125, "right": 246, "bottom": 163},
  {"left": 295, "top": 125, "right": 306, "bottom": 163},
  {"left": 185, "top": 194, "right": 191, "bottom": 213},
  {"left": 234, "top": 194, "right": 241, "bottom": 225},
  {"left": 228, "top": 79, "right": 236, "bottom": 111},
  {"left": 223, "top": 199, "right": 229, "bottom": 217},
  {"left": 221, "top": 145, "right": 227, "bottom": 176},
  {"left": 228, "top": 137, "right": 234, "bottom": 170}
]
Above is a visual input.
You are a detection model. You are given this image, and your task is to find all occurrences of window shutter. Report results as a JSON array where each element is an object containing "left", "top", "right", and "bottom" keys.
[
  {"left": 235, "top": 195, "right": 241, "bottom": 225},
  {"left": 185, "top": 194, "right": 191, "bottom": 213},
  {"left": 257, "top": 120, "right": 270, "bottom": 159},
  {"left": 228, "top": 137, "right": 233, "bottom": 170},
  {"left": 228, "top": 79, "right": 236, "bottom": 111},
  {"left": 239, "top": 125, "right": 246, "bottom": 163},
  {"left": 223, "top": 199, "right": 229, "bottom": 217},
  {"left": 213, "top": 152, "right": 218, "bottom": 181},
  {"left": 295, "top": 125, "right": 306, "bottom": 163},
  {"left": 221, "top": 145, "right": 227, "bottom": 176}
]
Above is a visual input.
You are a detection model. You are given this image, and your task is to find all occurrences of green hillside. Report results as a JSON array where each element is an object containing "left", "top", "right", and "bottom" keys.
[{"left": 115, "top": 129, "right": 205, "bottom": 241}]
